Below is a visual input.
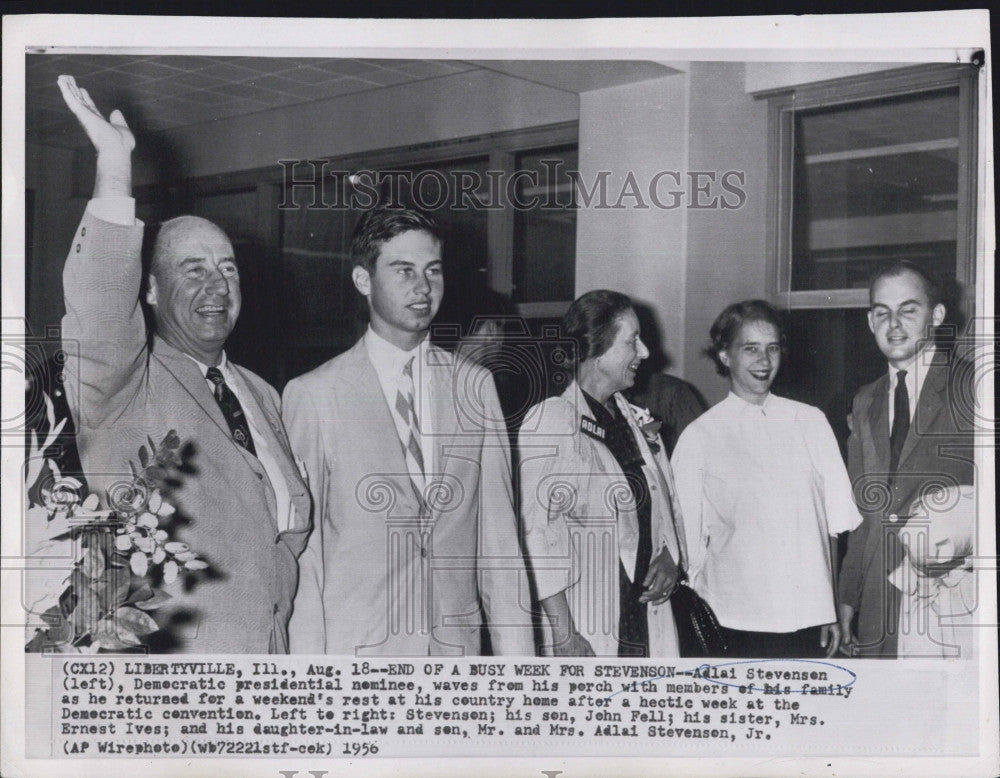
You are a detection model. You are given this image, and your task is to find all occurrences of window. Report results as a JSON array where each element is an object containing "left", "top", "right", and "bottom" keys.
[
  {"left": 759, "top": 64, "right": 979, "bottom": 440},
  {"left": 764, "top": 64, "right": 978, "bottom": 309}
]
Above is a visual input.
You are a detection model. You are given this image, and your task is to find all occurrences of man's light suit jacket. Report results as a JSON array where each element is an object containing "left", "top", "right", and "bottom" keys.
[
  {"left": 61, "top": 212, "right": 311, "bottom": 653},
  {"left": 282, "top": 338, "right": 534, "bottom": 656},
  {"left": 838, "top": 349, "right": 975, "bottom": 657}
]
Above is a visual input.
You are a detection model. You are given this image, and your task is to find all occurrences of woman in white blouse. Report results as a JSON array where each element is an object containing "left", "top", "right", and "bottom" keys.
[{"left": 671, "top": 300, "right": 862, "bottom": 658}]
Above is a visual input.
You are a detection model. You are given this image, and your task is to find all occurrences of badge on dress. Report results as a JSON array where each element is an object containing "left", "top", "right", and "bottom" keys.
[{"left": 580, "top": 416, "right": 607, "bottom": 441}]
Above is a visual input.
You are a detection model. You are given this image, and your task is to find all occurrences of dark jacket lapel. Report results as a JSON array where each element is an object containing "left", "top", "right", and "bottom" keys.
[
  {"left": 897, "top": 351, "right": 949, "bottom": 469},
  {"left": 867, "top": 374, "right": 891, "bottom": 469}
]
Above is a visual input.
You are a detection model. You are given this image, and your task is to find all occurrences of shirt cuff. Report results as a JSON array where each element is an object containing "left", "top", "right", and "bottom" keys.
[{"left": 86, "top": 196, "right": 136, "bottom": 226}]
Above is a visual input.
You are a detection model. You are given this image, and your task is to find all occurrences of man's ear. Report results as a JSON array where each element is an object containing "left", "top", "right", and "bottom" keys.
[
  {"left": 932, "top": 302, "right": 946, "bottom": 327},
  {"left": 352, "top": 265, "right": 371, "bottom": 296},
  {"left": 867, "top": 309, "right": 876, "bottom": 334},
  {"left": 145, "top": 275, "right": 159, "bottom": 306}
]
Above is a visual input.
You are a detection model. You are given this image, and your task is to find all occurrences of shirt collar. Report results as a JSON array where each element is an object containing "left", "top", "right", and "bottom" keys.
[
  {"left": 185, "top": 350, "right": 228, "bottom": 378},
  {"left": 364, "top": 325, "right": 424, "bottom": 376},
  {"left": 723, "top": 390, "right": 774, "bottom": 416}
]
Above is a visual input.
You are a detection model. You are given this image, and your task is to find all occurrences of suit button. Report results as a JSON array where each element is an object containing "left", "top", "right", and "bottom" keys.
[
  {"left": 273, "top": 604, "right": 279, "bottom": 614},
  {"left": 256, "top": 471, "right": 264, "bottom": 480},
  {"left": 81, "top": 227, "right": 86, "bottom": 236},
  {"left": 75, "top": 244, "right": 81, "bottom": 252}
]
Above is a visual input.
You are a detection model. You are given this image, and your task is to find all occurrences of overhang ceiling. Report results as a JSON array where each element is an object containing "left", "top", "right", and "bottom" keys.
[{"left": 26, "top": 55, "right": 681, "bottom": 147}]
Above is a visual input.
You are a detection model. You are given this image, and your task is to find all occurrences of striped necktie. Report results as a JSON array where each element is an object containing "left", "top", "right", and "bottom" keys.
[{"left": 395, "top": 356, "right": 425, "bottom": 499}]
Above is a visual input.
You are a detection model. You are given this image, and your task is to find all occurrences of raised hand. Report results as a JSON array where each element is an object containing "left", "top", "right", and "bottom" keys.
[{"left": 57, "top": 75, "right": 133, "bottom": 197}]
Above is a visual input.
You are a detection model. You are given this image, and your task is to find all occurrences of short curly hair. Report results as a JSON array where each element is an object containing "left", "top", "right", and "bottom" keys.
[
  {"left": 562, "top": 290, "right": 634, "bottom": 366},
  {"left": 706, "top": 299, "right": 787, "bottom": 377}
]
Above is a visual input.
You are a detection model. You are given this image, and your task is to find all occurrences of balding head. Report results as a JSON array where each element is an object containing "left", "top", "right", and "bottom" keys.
[{"left": 145, "top": 215, "right": 240, "bottom": 366}]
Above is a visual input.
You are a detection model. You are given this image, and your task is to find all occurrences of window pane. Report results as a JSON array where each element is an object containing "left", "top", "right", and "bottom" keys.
[
  {"left": 790, "top": 88, "right": 960, "bottom": 291},
  {"left": 513, "top": 146, "right": 577, "bottom": 304},
  {"left": 774, "top": 308, "right": 888, "bottom": 450}
]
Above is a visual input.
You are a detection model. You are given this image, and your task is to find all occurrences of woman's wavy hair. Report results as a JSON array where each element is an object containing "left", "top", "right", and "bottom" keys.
[{"left": 562, "top": 290, "right": 634, "bottom": 366}]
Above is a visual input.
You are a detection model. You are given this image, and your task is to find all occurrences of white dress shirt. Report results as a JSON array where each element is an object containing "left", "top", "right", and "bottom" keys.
[
  {"left": 188, "top": 353, "right": 296, "bottom": 533},
  {"left": 85, "top": 196, "right": 296, "bottom": 534},
  {"left": 887, "top": 346, "right": 935, "bottom": 428},
  {"left": 671, "top": 392, "right": 862, "bottom": 633},
  {"left": 364, "top": 326, "right": 435, "bottom": 478}
]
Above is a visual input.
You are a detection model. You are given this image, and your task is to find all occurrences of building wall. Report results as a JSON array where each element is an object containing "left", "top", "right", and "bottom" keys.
[
  {"left": 575, "top": 73, "right": 691, "bottom": 377},
  {"left": 744, "top": 62, "right": 913, "bottom": 93},
  {"left": 685, "top": 62, "right": 769, "bottom": 406}
]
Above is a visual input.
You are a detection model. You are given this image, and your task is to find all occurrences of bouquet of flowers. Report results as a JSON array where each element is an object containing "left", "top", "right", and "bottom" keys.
[{"left": 25, "top": 393, "right": 205, "bottom": 653}]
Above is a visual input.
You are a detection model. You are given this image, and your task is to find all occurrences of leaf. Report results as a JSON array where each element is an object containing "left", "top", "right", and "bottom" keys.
[
  {"left": 138, "top": 445, "right": 149, "bottom": 468},
  {"left": 183, "top": 559, "right": 209, "bottom": 571},
  {"left": 40, "top": 605, "right": 65, "bottom": 627},
  {"left": 80, "top": 543, "right": 105, "bottom": 579},
  {"left": 155, "top": 501, "right": 176, "bottom": 517},
  {"left": 173, "top": 551, "right": 195, "bottom": 563},
  {"left": 137, "top": 512, "right": 158, "bottom": 530},
  {"left": 134, "top": 536, "right": 155, "bottom": 554},
  {"left": 112, "top": 606, "right": 159, "bottom": 636},
  {"left": 133, "top": 590, "right": 171, "bottom": 611},
  {"left": 43, "top": 391, "right": 56, "bottom": 430},
  {"left": 125, "top": 583, "right": 153, "bottom": 605},
  {"left": 82, "top": 493, "right": 100, "bottom": 512},
  {"left": 129, "top": 551, "right": 148, "bottom": 577},
  {"left": 114, "top": 534, "right": 132, "bottom": 552},
  {"left": 152, "top": 547, "right": 165, "bottom": 564},
  {"left": 164, "top": 542, "right": 189, "bottom": 554},
  {"left": 94, "top": 623, "right": 141, "bottom": 650},
  {"left": 147, "top": 490, "right": 162, "bottom": 514},
  {"left": 162, "top": 430, "right": 180, "bottom": 450},
  {"left": 101, "top": 569, "right": 131, "bottom": 612}
]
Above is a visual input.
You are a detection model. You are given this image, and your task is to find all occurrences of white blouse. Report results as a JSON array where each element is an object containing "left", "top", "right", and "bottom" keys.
[{"left": 671, "top": 392, "right": 861, "bottom": 633}]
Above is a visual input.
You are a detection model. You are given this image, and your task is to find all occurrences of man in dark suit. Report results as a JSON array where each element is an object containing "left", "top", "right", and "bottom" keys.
[
  {"left": 56, "top": 76, "right": 310, "bottom": 652},
  {"left": 837, "top": 261, "right": 975, "bottom": 657}
]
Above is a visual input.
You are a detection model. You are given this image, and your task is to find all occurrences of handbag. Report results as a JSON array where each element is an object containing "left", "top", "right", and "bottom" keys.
[
  {"left": 669, "top": 568, "right": 729, "bottom": 658},
  {"left": 658, "top": 467, "right": 728, "bottom": 657}
]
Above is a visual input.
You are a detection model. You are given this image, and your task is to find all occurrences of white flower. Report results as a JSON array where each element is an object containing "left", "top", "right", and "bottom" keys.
[
  {"left": 628, "top": 404, "right": 654, "bottom": 426},
  {"left": 163, "top": 560, "right": 179, "bottom": 584},
  {"left": 129, "top": 551, "right": 149, "bottom": 576}
]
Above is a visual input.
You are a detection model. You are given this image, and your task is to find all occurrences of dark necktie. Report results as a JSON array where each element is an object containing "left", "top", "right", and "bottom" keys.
[
  {"left": 206, "top": 366, "right": 256, "bottom": 456},
  {"left": 889, "top": 369, "right": 909, "bottom": 473}
]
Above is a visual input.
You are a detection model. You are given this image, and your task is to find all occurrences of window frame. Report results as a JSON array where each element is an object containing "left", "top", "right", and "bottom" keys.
[{"left": 759, "top": 63, "right": 978, "bottom": 310}]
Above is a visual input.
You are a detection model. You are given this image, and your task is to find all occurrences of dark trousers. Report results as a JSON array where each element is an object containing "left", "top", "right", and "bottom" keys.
[{"left": 719, "top": 624, "right": 825, "bottom": 658}]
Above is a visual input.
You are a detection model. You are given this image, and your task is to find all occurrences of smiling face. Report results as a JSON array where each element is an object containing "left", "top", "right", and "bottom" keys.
[
  {"left": 146, "top": 217, "right": 240, "bottom": 366},
  {"left": 720, "top": 319, "right": 781, "bottom": 405},
  {"left": 868, "top": 269, "right": 945, "bottom": 370},
  {"left": 352, "top": 228, "right": 444, "bottom": 351},
  {"left": 593, "top": 308, "right": 649, "bottom": 396}
]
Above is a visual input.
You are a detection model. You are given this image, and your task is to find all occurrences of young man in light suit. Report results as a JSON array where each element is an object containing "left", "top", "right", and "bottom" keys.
[
  {"left": 283, "top": 207, "right": 534, "bottom": 656},
  {"left": 56, "top": 76, "right": 311, "bottom": 653},
  {"left": 838, "top": 262, "right": 976, "bottom": 657}
]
